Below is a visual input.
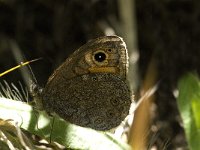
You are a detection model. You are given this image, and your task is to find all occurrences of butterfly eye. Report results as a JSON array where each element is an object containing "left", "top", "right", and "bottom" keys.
[{"left": 94, "top": 52, "right": 106, "bottom": 62}]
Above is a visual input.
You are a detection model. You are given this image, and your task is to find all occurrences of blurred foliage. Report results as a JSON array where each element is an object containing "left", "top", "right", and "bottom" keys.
[{"left": 177, "top": 73, "right": 200, "bottom": 150}]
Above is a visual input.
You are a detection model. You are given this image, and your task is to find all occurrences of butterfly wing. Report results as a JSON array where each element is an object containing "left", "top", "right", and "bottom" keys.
[{"left": 42, "top": 73, "right": 131, "bottom": 130}]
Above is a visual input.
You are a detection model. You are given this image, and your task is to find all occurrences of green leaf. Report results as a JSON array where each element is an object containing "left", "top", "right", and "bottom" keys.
[
  {"left": 177, "top": 73, "right": 200, "bottom": 150},
  {"left": 0, "top": 98, "right": 130, "bottom": 150}
]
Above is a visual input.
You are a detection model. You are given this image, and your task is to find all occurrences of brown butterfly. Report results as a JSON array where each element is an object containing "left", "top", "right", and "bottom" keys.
[{"left": 41, "top": 36, "right": 131, "bottom": 130}]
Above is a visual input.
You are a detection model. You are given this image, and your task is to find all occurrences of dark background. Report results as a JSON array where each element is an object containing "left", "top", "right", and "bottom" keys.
[{"left": 1, "top": 0, "right": 200, "bottom": 149}]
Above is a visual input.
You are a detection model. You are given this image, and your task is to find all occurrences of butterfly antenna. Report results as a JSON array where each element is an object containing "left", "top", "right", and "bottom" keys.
[
  {"left": 27, "top": 61, "right": 39, "bottom": 85},
  {"left": 9, "top": 39, "right": 41, "bottom": 87}
]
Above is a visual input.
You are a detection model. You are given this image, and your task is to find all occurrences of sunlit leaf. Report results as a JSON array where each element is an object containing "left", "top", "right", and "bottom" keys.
[
  {"left": 0, "top": 98, "right": 130, "bottom": 150},
  {"left": 177, "top": 73, "right": 200, "bottom": 150}
]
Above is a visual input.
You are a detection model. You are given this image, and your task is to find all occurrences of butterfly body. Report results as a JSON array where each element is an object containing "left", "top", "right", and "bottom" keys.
[{"left": 41, "top": 36, "right": 131, "bottom": 130}]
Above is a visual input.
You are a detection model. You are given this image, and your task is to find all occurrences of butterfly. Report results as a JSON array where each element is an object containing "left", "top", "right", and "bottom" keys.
[{"left": 41, "top": 36, "right": 131, "bottom": 130}]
